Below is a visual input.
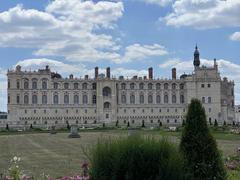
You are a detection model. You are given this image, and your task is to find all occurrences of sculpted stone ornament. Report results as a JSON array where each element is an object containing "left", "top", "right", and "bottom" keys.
[{"left": 68, "top": 125, "right": 80, "bottom": 138}]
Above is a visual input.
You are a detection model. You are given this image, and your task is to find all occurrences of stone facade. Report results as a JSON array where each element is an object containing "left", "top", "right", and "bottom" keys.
[{"left": 6, "top": 47, "right": 235, "bottom": 128}]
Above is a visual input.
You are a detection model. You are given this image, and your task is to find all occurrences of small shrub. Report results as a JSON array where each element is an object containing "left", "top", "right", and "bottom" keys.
[{"left": 89, "top": 136, "right": 184, "bottom": 180}]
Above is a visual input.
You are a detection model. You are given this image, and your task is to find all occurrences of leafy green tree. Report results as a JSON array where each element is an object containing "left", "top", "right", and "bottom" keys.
[
  {"left": 180, "top": 99, "right": 226, "bottom": 180},
  {"left": 182, "top": 119, "right": 186, "bottom": 127}
]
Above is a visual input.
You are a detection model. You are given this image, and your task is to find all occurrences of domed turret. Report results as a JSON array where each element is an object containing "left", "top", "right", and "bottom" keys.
[{"left": 193, "top": 45, "right": 200, "bottom": 67}]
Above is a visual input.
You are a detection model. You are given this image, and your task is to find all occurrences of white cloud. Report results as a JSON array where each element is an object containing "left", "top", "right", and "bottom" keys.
[
  {"left": 159, "top": 59, "right": 180, "bottom": 68},
  {"left": 230, "top": 32, "right": 240, "bottom": 41},
  {"left": 163, "top": 0, "right": 240, "bottom": 29},
  {"left": 159, "top": 58, "right": 240, "bottom": 104},
  {"left": 137, "top": 0, "right": 172, "bottom": 7}
]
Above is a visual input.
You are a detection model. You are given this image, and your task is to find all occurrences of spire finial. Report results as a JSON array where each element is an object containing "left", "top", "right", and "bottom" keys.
[{"left": 195, "top": 43, "right": 198, "bottom": 50}]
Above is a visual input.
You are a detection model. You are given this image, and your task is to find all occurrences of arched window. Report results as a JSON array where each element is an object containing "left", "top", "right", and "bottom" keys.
[
  {"left": 92, "top": 95, "right": 96, "bottom": 104},
  {"left": 42, "top": 95, "right": 47, "bottom": 104},
  {"left": 17, "top": 95, "right": 20, "bottom": 104},
  {"left": 121, "top": 83, "right": 126, "bottom": 90},
  {"left": 202, "top": 97, "right": 205, "bottom": 103},
  {"left": 172, "top": 83, "right": 176, "bottom": 90},
  {"left": 139, "top": 83, "right": 144, "bottom": 90},
  {"left": 53, "top": 83, "right": 58, "bottom": 89},
  {"left": 164, "top": 94, "right": 168, "bottom": 103},
  {"left": 148, "top": 83, "right": 153, "bottom": 90},
  {"left": 74, "top": 95, "right": 79, "bottom": 104},
  {"left": 24, "top": 95, "right": 29, "bottom": 104},
  {"left": 74, "top": 83, "right": 79, "bottom": 89},
  {"left": 17, "top": 81, "right": 20, "bottom": 89},
  {"left": 32, "top": 80, "right": 37, "bottom": 89},
  {"left": 164, "top": 83, "right": 168, "bottom": 90},
  {"left": 32, "top": 95, "right": 38, "bottom": 104},
  {"left": 8, "top": 95, "right": 10, "bottom": 104},
  {"left": 8, "top": 80, "right": 10, "bottom": 89},
  {"left": 64, "top": 83, "right": 69, "bottom": 89},
  {"left": 82, "top": 83, "right": 87, "bottom": 90},
  {"left": 156, "top": 83, "right": 161, "bottom": 90},
  {"left": 92, "top": 83, "right": 96, "bottom": 90},
  {"left": 140, "top": 94, "right": 144, "bottom": 104},
  {"left": 172, "top": 95, "right": 176, "bottom": 103},
  {"left": 130, "top": 83, "right": 135, "bottom": 90},
  {"left": 24, "top": 81, "right": 29, "bottom": 89},
  {"left": 156, "top": 95, "right": 161, "bottom": 104},
  {"left": 53, "top": 94, "right": 59, "bottom": 104},
  {"left": 180, "top": 95, "right": 185, "bottom": 104},
  {"left": 42, "top": 81, "right": 47, "bottom": 89},
  {"left": 104, "top": 102, "right": 111, "bottom": 109},
  {"left": 148, "top": 95, "right": 153, "bottom": 104},
  {"left": 64, "top": 94, "right": 69, "bottom": 104},
  {"left": 83, "top": 94, "right": 88, "bottom": 104},
  {"left": 130, "top": 94, "right": 135, "bottom": 104},
  {"left": 121, "top": 95, "right": 126, "bottom": 104},
  {"left": 103, "top": 87, "right": 111, "bottom": 97}
]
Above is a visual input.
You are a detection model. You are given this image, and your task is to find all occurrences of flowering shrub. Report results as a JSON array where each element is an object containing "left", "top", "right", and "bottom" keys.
[{"left": 2, "top": 157, "right": 89, "bottom": 180}]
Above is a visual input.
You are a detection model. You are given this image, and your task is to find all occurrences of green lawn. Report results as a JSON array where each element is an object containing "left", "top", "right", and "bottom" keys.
[{"left": 0, "top": 130, "right": 239, "bottom": 177}]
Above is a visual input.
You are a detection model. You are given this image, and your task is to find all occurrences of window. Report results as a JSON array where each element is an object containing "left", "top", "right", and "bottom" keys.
[
  {"left": 201, "top": 84, "right": 205, "bottom": 88},
  {"left": 180, "top": 95, "right": 185, "bottom": 104},
  {"left": 156, "top": 95, "right": 161, "bottom": 104},
  {"left": 24, "top": 81, "right": 29, "bottom": 89},
  {"left": 92, "top": 95, "right": 96, "bottom": 104},
  {"left": 121, "top": 95, "right": 126, "bottom": 104},
  {"left": 139, "top": 83, "right": 144, "bottom": 90},
  {"left": 148, "top": 95, "right": 153, "bottom": 104},
  {"left": 82, "top": 83, "right": 87, "bottom": 90},
  {"left": 209, "top": 108, "right": 211, "bottom": 113},
  {"left": 83, "top": 94, "right": 88, "bottom": 104},
  {"left": 180, "top": 83, "right": 184, "bottom": 90},
  {"left": 104, "top": 102, "right": 111, "bottom": 109},
  {"left": 64, "top": 95, "right": 69, "bottom": 104},
  {"left": 172, "top": 95, "right": 176, "bottom": 103},
  {"left": 8, "top": 95, "right": 10, "bottom": 104},
  {"left": 32, "top": 81, "right": 37, "bottom": 89},
  {"left": 130, "top": 83, "right": 135, "bottom": 90},
  {"left": 148, "top": 83, "right": 153, "bottom": 90},
  {"left": 164, "top": 94, "right": 168, "bottom": 103},
  {"left": 172, "top": 83, "right": 176, "bottom": 90},
  {"left": 74, "top": 95, "right": 79, "bottom": 104},
  {"left": 8, "top": 80, "right": 10, "bottom": 89},
  {"left": 24, "top": 95, "right": 29, "bottom": 104},
  {"left": 32, "top": 95, "right": 38, "bottom": 104},
  {"left": 42, "top": 81, "right": 47, "bottom": 89},
  {"left": 17, "top": 95, "right": 20, "bottom": 104},
  {"left": 74, "top": 83, "right": 79, "bottom": 89},
  {"left": 42, "top": 95, "right": 47, "bottom": 104},
  {"left": 53, "top": 94, "right": 59, "bottom": 104},
  {"left": 130, "top": 94, "right": 135, "bottom": 104},
  {"left": 106, "top": 114, "right": 109, "bottom": 118},
  {"left": 64, "top": 83, "right": 69, "bottom": 89},
  {"left": 140, "top": 94, "right": 144, "bottom": 104},
  {"left": 92, "top": 83, "right": 96, "bottom": 90},
  {"left": 208, "top": 97, "right": 212, "bottom": 103},
  {"left": 103, "top": 87, "right": 111, "bottom": 97},
  {"left": 208, "top": 84, "right": 211, "bottom": 88},
  {"left": 121, "top": 83, "right": 126, "bottom": 90},
  {"left": 156, "top": 83, "right": 161, "bottom": 90},
  {"left": 164, "top": 83, "right": 169, "bottom": 90},
  {"left": 202, "top": 97, "right": 205, "bottom": 103},
  {"left": 17, "top": 81, "right": 20, "bottom": 89},
  {"left": 53, "top": 83, "right": 58, "bottom": 89}
]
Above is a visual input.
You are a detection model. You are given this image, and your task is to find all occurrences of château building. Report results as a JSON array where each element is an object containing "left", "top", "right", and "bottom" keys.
[{"left": 6, "top": 47, "right": 235, "bottom": 128}]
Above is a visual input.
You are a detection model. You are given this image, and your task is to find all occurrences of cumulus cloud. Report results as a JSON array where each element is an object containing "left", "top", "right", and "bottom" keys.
[
  {"left": 230, "top": 32, "right": 240, "bottom": 41},
  {"left": 163, "top": 0, "right": 240, "bottom": 29},
  {"left": 159, "top": 58, "right": 240, "bottom": 104}
]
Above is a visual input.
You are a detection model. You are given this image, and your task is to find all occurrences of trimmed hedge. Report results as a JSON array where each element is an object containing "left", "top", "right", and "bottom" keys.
[{"left": 89, "top": 135, "right": 184, "bottom": 180}]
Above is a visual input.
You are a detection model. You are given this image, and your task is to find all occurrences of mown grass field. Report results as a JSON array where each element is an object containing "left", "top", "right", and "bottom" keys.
[{"left": 0, "top": 129, "right": 239, "bottom": 177}]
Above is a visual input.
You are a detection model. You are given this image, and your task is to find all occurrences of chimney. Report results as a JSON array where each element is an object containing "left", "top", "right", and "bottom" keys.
[
  {"left": 69, "top": 74, "right": 73, "bottom": 79},
  {"left": 95, "top": 67, "right": 99, "bottom": 79},
  {"left": 106, "top": 67, "right": 110, "bottom": 78},
  {"left": 148, "top": 67, "right": 153, "bottom": 79},
  {"left": 172, "top": 68, "right": 176, "bottom": 80}
]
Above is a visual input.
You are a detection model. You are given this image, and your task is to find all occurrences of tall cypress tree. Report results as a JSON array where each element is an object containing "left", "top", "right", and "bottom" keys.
[{"left": 180, "top": 99, "right": 226, "bottom": 180}]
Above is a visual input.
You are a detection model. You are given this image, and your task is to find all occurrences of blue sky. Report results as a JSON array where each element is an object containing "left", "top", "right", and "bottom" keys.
[{"left": 0, "top": 0, "right": 240, "bottom": 111}]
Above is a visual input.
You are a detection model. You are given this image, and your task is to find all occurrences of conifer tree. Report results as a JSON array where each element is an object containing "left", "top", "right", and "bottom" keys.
[
  {"left": 214, "top": 119, "right": 218, "bottom": 127},
  {"left": 180, "top": 99, "right": 226, "bottom": 180}
]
